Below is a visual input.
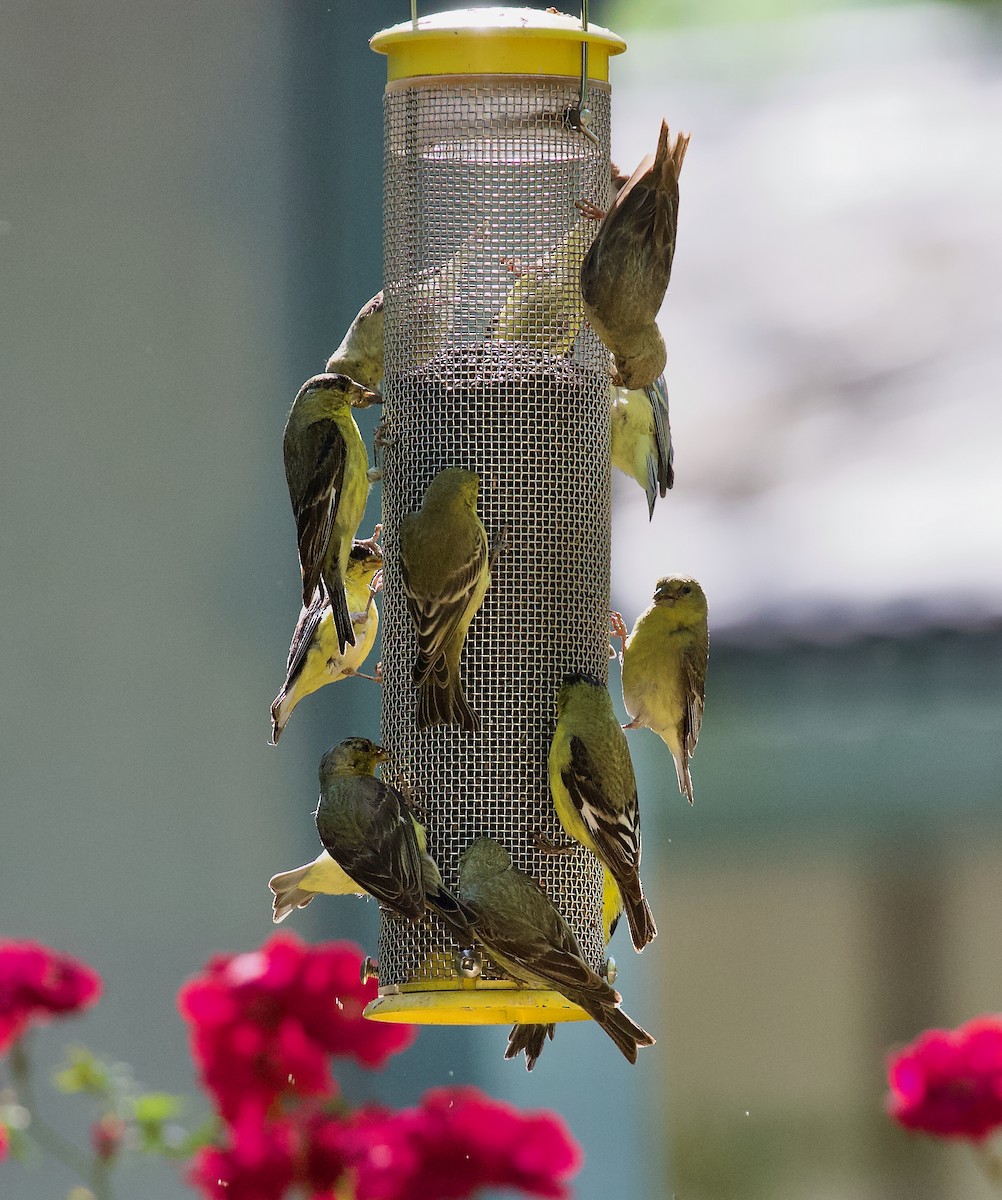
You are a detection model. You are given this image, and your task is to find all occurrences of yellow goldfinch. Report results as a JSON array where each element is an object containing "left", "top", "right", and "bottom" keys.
[
  {"left": 314, "top": 738, "right": 467, "bottom": 930},
  {"left": 494, "top": 217, "right": 595, "bottom": 355},
  {"left": 620, "top": 576, "right": 709, "bottom": 805},
  {"left": 283, "top": 373, "right": 375, "bottom": 652},
  {"left": 458, "top": 838, "right": 655, "bottom": 1066},
  {"left": 269, "top": 535, "right": 383, "bottom": 744},
  {"left": 399, "top": 468, "right": 490, "bottom": 733},
  {"left": 579, "top": 121, "right": 690, "bottom": 390},
  {"left": 610, "top": 371, "right": 674, "bottom": 517},
  {"left": 268, "top": 851, "right": 364, "bottom": 923},
  {"left": 326, "top": 290, "right": 385, "bottom": 394},
  {"left": 398, "top": 228, "right": 485, "bottom": 364},
  {"left": 548, "top": 674, "right": 656, "bottom": 952}
]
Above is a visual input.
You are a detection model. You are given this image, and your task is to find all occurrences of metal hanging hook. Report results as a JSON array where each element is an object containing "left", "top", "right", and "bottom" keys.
[{"left": 565, "top": 1, "right": 599, "bottom": 146}]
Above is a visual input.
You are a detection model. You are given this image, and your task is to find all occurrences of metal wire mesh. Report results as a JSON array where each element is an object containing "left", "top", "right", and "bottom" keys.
[{"left": 378, "top": 75, "right": 612, "bottom": 999}]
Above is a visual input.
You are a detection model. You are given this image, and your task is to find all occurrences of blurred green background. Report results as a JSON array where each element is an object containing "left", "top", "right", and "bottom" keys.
[{"left": 2, "top": 1, "right": 1001, "bottom": 1197}]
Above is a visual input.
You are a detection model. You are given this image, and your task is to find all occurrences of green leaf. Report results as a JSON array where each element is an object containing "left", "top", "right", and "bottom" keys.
[
  {"left": 132, "top": 1092, "right": 182, "bottom": 1124},
  {"left": 131, "top": 1091, "right": 184, "bottom": 1153},
  {"left": 52, "top": 1047, "right": 110, "bottom": 1096}
]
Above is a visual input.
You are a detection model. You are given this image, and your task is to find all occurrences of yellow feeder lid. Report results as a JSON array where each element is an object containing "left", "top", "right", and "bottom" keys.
[{"left": 371, "top": 6, "right": 626, "bottom": 82}]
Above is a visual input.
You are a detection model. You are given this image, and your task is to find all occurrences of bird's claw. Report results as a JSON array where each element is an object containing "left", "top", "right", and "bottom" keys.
[
  {"left": 532, "top": 829, "right": 577, "bottom": 857},
  {"left": 574, "top": 198, "right": 607, "bottom": 223},
  {"left": 488, "top": 526, "right": 511, "bottom": 572},
  {"left": 358, "top": 524, "right": 383, "bottom": 554},
  {"left": 368, "top": 424, "right": 394, "bottom": 484},
  {"left": 609, "top": 610, "right": 628, "bottom": 664},
  {"left": 397, "top": 777, "right": 428, "bottom": 821},
  {"left": 363, "top": 570, "right": 383, "bottom": 618},
  {"left": 373, "top": 419, "right": 395, "bottom": 453}
]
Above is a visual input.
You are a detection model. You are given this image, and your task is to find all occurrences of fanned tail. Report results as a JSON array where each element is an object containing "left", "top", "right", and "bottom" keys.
[
  {"left": 268, "top": 867, "right": 313, "bottom": 924},
  {"left": 505, "top": 1023, "right": 556, "bottom": 1071}
]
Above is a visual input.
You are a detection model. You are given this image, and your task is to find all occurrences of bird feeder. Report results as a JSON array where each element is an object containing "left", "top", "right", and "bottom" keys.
[{"left": 366, "top": 6, "right": 627, "bottom": 1026}]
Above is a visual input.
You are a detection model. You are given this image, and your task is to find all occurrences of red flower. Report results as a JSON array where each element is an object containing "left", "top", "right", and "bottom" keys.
[
  {"left": 0, "top": 1121, "right": 8, "bottom": 1161},
  {"left": 189, "top": 1115, "right": 298, "bottom": 1200},
  {"left": 300, "top": 1108, "right": 350, "bottom": 1198},
  {"left": 178, "top": 936, "right": 414, "bottom": 1125},
  {"left": 189, "top": 1106, "right": 350, "bottom": 1200},
  {"left": 0, "top": 941, "right": 102, "bottom": 1052},
  {"left": 342, "top": 1087, "right": 582, "bottom": 1200},
  {"left": 887, "top": 1015, "right": 1002, "bottom": 1140},
  {"left": 291, "top": 941, "right": 415, "bottom": 1069}
]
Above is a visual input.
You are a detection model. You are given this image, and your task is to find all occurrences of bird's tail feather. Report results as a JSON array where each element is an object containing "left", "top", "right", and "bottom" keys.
[
  {"left": 593, "top": 1003, "right": 656, "bottom": 1064},
  {"left": 647, "top": 374, "right": 674, "bottom": 496},
  {"left": 417, "top": 677, "right": 480, "bottom": 733},
  {"left": 326, "top": 569, "right": 356, "bottom": 654},
  {"left": 622, "top": 881, "right": 658, "bottom": 952},
  {"left": 269, "top": 690, "right": 291, "bottom": 745},
  {"left": 674, "top": 755, "right": 694, "bottom": 805},
  {"left": 269, "top": 867, "right": 313, "bottom": 924},
  {"left": 644, "top": 459, "right": 657, "bottom": 521},
  {"left": 506, "top": 1023, "right": 556, "bottom": 1071}
]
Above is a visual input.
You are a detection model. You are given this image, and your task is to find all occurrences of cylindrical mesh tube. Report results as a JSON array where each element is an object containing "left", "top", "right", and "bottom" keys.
[{"left": 378, "top": 75, "right": 612, "bottom": 1003}]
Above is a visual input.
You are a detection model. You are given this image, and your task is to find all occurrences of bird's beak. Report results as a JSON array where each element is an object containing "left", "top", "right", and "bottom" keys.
[
  {"left": 357, "top": 387, "right": 382, "bottom": 408},
  {"left": 654, "top": 586, "right": 674, "bottom": 605},
  {"left": 372, "top": 745, "right": 391, "bottom": 764}
]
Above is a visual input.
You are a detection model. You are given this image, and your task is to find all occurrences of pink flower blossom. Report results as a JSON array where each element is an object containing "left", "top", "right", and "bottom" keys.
[
  {"left": 343, "top": 1087, "right": 582, "bottom": 1200},
  {"left": 189, "top": 1105, "right": 350, "bottom": 1200},
  {"left": 299, "top": 1108, "right": 350, "bottom": 1198},
  {"left": 0, "top": 941, "right": 102, "bottom": 1053},
  {"left": 288, "top": 940, "right": 415, "bottom": 1069},
  {"left": 189, "top": 1115, "right": 298, "bottom": 1200},
  {"left": 888, "top": 1015, "right": 1002, "bottom": 1140},
  {"left": 178, "top": 936, "right": 414, "bottom": 1125}
]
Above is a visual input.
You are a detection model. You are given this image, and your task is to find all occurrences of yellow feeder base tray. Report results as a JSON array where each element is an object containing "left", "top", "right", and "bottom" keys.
[{"left": 364, "top": 984, "right": 590, "bottom": 1026}]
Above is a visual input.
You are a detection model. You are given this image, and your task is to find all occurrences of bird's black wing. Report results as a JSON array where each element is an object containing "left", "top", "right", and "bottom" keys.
[
  {"left": 321, "top": 776, "right": 426, "bottom": 922},
  {"left": 562, "top": 735, "right": 641, "bottom": 874},
  {"left": 401, "top": 528, "right": 487, "bottom": 686},
  {"left": 293, "top": 418, "right": 347, "bottom": 604},
  {"left": 284, "top": 585, "right": 329, "bottom": 678}
]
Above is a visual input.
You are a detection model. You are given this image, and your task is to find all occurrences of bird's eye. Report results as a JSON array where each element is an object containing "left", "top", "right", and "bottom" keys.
[{"left": 681, "top": 585, "right": 692, "bottom": 595}]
